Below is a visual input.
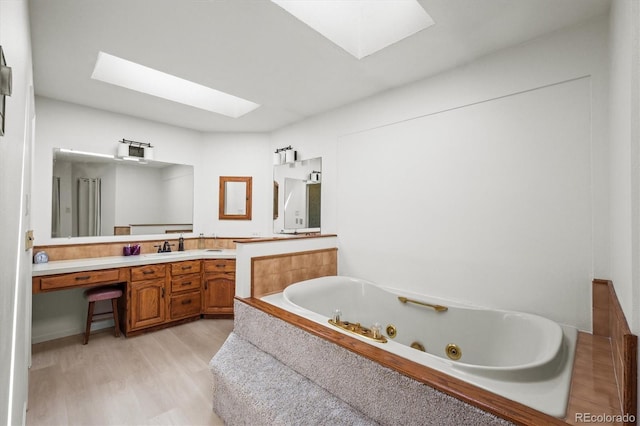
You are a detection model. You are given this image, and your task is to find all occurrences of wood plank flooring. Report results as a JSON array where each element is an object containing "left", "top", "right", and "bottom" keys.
[{"left": 27, "top": 319, "right": 233, "bottom": 426}]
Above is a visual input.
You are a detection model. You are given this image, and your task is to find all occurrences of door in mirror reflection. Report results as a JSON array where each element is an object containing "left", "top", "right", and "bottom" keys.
[{"left": 284, "top": 178, "right": 321, "bottom": 230}]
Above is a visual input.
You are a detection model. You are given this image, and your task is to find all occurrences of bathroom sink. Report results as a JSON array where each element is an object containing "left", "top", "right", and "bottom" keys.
[{"left": 142, "top": 251, "right": 194, "bottom": 258}]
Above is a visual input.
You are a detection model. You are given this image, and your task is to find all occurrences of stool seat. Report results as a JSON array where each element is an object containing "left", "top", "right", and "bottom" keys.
[
  {"left": 83, "top": 285, "right": 122, "bottom": 345},
  {"left": 85, "top": 287, "right": 122, "bottom": 302}
]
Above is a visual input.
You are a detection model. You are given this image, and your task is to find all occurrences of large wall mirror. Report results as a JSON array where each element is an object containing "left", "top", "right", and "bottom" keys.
[
  {"left": 51, "top": 148, "right": 194, "bottom": 238},
  {"left": 273, "top": 157, "right": 321, "bottom": 233}
]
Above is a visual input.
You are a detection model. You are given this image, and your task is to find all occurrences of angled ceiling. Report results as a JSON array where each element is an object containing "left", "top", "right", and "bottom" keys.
[{"left": 28, "top": 0, "right": 610, "bottom": 133}]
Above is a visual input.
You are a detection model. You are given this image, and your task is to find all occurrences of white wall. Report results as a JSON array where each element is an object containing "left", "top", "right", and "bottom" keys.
[
  {"left": 0, "top": 0, "right": 35, "bottom": 424},
  {"left": 339, "top": 77, "right": 592, "bottom": 328},
  {"left": 608, "top": 0, "right": 640, "bottom": 413},
  {"left": 609, "top": 0, "right": 640, "bottom": 336},
  {"left": 271, "top": 16, "right": 610, "bottom": 331},
  {"left": 114, "top": 163, "right": 164, "bottom": 225},
  {"left": 162, "top": 164, "right": 194, "bottom": 224},
  {"left": 196, "top": 132, "right": 272, "bottom": 238}
]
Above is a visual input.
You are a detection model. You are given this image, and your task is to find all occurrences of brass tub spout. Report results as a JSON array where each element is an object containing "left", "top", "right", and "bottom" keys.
[
  {"left": 328, "top": 319, "right": 388, "bottom": 343},
  {"left": 398, "top": 296, "right": 448, "bottom": 312}
]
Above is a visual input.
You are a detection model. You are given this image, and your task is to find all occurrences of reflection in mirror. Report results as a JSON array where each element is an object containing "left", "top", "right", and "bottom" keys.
[
  {"left": 219, "top": 176, "right": 252, "bottom": 220},
  {"left": 224, "top": 181, "right": 247, "bottom": 215},
  {"left": 273, "top": 157, "right": 321, "bottom": 233},
  {"left": 284, "top": 178, "right": 321, "bottom": 230},
  {"left": 51, "top": 148, "right": 194, "bottom": 238}
]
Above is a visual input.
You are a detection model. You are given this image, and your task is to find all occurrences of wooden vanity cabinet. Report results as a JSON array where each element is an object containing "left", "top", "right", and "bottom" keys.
[
  {"left": 168, "top": 260, "right": 202, "bottom": 320},
  {"left": 128, "top": 264, "right": 167, "bottom": 331},
  {"left": 202, "top": 259, "right": 236, "bottom": 315}
]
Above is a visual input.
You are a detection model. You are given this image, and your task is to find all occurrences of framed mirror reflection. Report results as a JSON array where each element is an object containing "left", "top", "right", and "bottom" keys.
[
  {"left": 273, "top": 157, "right": 321, "bottom": 233},
  {"left": 219, "top": 176, "right": 252, "bottom": 220},
  {"left": 51, "top": 148, "right": 194, "bottom": 238}
]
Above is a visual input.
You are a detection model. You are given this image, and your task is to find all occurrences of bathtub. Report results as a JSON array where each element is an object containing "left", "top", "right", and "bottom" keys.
[{"left": 261, "top": 275, "right": 578, "bottom": 418}]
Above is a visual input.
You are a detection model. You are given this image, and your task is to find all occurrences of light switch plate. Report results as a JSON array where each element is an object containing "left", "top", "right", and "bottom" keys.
[{"left": 25, "top": 230, "right": 34, "bottom": 250}]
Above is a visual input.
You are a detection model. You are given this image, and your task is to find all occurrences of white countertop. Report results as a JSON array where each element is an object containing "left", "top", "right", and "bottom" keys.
[{"left": 32, "top": 249, "right": 236, "bottom": 276}]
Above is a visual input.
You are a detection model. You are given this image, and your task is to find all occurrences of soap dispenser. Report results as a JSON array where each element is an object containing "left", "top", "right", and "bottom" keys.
[{"left": 178, "top": 234, "right": 185, "bottom": 251}]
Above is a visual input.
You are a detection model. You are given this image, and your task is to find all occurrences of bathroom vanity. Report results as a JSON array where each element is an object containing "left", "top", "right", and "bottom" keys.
[{"left": 32, "top": 250, "right": 236, "bottom": 336}]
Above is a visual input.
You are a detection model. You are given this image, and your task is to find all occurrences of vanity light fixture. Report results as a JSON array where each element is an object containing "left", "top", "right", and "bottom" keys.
[
  {"left": 270, "top": 0, "right": 434, "bottom": 59},
  {"left": 91, "top": 52, "right": 260, "bottom": 118}
]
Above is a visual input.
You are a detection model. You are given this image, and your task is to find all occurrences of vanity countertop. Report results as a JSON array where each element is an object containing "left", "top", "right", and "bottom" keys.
[{"left": 32, "top": 249, "right": 236, "bottom": 276}]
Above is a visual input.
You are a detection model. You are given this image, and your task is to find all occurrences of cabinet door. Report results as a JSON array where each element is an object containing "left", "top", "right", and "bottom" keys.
[
  {"left": 130, "top": 278, "right": 166, "bottom": 330},
  {"left": 203, "top": 273, "right": 235, "bottom": 314}
]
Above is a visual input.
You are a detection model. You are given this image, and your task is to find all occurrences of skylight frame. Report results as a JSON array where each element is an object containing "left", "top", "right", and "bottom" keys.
[
  {"left": 91, "top": 52, "right": 260, "bottom": 118},
  {"left": 270, "top": 0, "right": 435, "bottom": 59}
]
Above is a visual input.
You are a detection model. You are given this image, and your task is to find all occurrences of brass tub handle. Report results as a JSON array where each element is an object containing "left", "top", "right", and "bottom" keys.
[{"left": 398, "top": 296, "right": 448, "bottom": 312}]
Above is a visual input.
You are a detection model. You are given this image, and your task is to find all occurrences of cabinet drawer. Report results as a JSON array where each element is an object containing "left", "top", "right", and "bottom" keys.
[
  {"left": 40, "top": 269, "right": 121, "bottom": 290},
  {"left": 171, "top": 273, "right": 201, "bottom": 293},
  {"left": 171, "top": 260, "right": 201, "bottom": 276},
  {"left": 170, "top": 291, "right": 201, "bottom": 319},
  {"left": 131, "top": 264, "right": 166, "bottom": 281},
  {"left": 204, "top": 259, "right": 235, "bottom": 273}
]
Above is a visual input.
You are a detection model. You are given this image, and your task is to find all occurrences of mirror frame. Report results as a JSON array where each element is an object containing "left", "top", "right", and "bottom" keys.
[{"left": 219, "top": 176, "right": 252, "bottom": 220}]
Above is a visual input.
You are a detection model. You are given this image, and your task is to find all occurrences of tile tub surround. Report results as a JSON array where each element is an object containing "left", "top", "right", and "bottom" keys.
[
  {"left": 232, "top": 299, "right": 542, "bottom": 426},
  {"left": 251, "top": 248, "right": 338, "bottom": 297}
]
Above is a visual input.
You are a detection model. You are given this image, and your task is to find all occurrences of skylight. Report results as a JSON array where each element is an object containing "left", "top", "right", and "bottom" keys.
[
  {"left": 270, "top": 0, "right": 434, "bottom": 59},
  {"left": 91, "top": 52, "right": 260, "bottom": 118}
]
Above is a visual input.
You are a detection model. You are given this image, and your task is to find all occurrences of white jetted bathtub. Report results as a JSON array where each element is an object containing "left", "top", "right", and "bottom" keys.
[{"left": 262, "top": 275, "right": 578, "bottom": 418}]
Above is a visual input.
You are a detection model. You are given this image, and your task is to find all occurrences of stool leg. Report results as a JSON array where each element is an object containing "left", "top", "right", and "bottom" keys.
[
  {"left": 111, "top": 297, "right": 121, "bottom": 338},
  {"left": 84, "top": 301, "right": 95, "bottom": 345}
]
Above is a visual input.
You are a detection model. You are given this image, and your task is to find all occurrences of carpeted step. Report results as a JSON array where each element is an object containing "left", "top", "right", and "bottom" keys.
[{"left": 209, "top": 332, "right": 377, "bottom": 426}]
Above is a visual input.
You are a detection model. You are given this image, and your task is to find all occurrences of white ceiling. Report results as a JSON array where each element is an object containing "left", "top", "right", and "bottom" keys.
[{"left": 28, "top": 0, "right": 611, "bottom": 133}]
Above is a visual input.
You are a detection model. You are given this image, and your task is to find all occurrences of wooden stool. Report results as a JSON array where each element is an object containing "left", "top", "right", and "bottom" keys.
[{"left": 83, "top": 286, "right": 123, "bottom": 345}]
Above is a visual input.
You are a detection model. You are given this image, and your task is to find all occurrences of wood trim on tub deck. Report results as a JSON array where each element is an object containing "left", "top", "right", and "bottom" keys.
[
  {"left": 592, "top": 279, "right": 638, "bottom": 424},
  {"left": 237, "top": 297, "right": 566, "bottom": 426}
]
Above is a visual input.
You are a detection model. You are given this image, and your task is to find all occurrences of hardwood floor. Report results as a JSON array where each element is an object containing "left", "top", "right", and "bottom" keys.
[{"left": 27, "top": 319, "right": 233, "bottom": 426}]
